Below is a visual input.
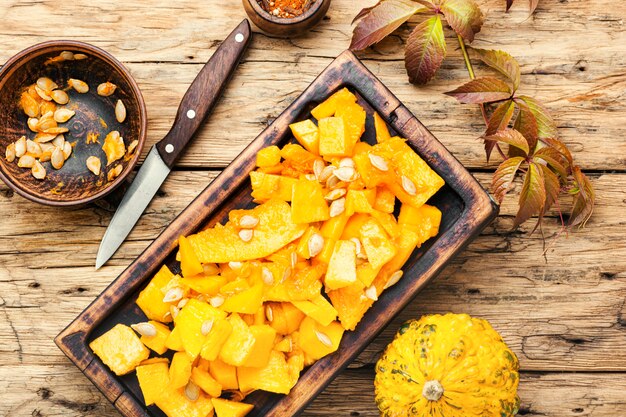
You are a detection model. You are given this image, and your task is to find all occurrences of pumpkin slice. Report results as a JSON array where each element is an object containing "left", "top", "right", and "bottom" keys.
[
  {"left": 327, "top": 282, "right": 373, "bottom": 331},
  {"left": 136, "top": 361, "right": 169, "bottom": 406},
  {"left": 209, "top": 359, "right": 239, "bottom": 390},
  {"left": 325, "top": 239, "right": 357, "bottom": 290},
  {"left": 291, "top": 179, "right": 330, "bottom": 224},
  {"left": 267, "top": 302, "right": 306, "bottom": 335},
  {"left": 155, "top": 387, "right": 215, "bottom": 417},
  {"left": 238, "top": 350, "right": 295, "bottom": 394},
  {"left": 298, "top": 316, "right": 344, "bottom": 360},
  {"left": 335, "top": 101, "right": 366, "bottom": 153},
  {"left": 292, "top": 294, "right": 338, "bottom": 326},
  {"left": 212, "top": 398, "right": 254, "bottom": 417},
  {"left": 290, "top": 119, "right": 320, "bottom": 155},
  {"left": 373, "top": 112, "right": 391, "bottom": 143},
  {"left": 89, "top": 324, "right": 150, "bottom": 376},
  {"left": 174, "top": 299, "right": 227, "bottom": 359},
  {"left": 136, "top": 265, "right": 175, "bottom": 323},
  {"left": 250, "top": 171, "right": 298, "bottom": 202},
  {"left": 200, "top": 318, "right": 233, "bottom": 361},
  {"left": 311, "top": 87, "right": 357, "bottom": 120},
  {"left": 169, "top": 351, "right": 193, "bottom": 389},
  {"left": 191, "top": 367, "right": 222, "bottom": 397},
  {"left": 256, "top": 145, "right": 281, "bottom": 167},
  {"left": 178, "top": 235, "right": 203, "bottom": 278},
  {"left": 219, "top": 313, "right": 256, "bottom": 366},
  {"left": 359, "top": 217, "right": 397, "bottom": 269},
  {"left": 139, "top": 321, "right": 171, "bottom": 355},
  {"left": 242, "top": 325, "right": 277, "bottom": 368},
  {"left": 318, "top": 117, "right": 351, "bottom": 158}
]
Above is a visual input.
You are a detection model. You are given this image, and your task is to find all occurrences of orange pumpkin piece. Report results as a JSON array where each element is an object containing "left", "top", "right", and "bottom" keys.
[
  {"left": 136, "top": 265, "right": 174, "bottom": 323},
  {"left": 169, "top": 351, "right": 193, "bottom": 389},
  {"left": 136, "top": 361, "right": 169, "bottom": 406},
  {"left": 292, "top": 294, "right": 338, "bottom": 327},
  {"left": 291, "top": 179, "right": 330, "bottom": 224},
  {"left": 325, "top": 239, "right": 357, "bottom": 290},
  {"left": 298, "top": 316, "right": 344, "bottom": 360},
  {"left": 222, "top": 281, "right": 264, "bottom": 314},
  {"left": 398, "top": 203, "right": 442, "bottom": 246},
  {"left": 345, "top": 189, "right": 375, "bottom": 216},
  {"left": 219, "top": 313, "right": 255, "bottom": 366},
  {"left": 335, "top": 101, "right": 366, "bottom": 153},
  {"left": 373, "top": 186, "right": 396, "bottom": 213},
  {"left": 140, "top": 321, "right": 171, "bottom": 355},
  {"left": 211, "top": 398, "right": 254, "bottom": 417},
  {"left": 327, "top": 282, "right": 374, "bottom": 331},
  {"left": 200, "top": 318, "right": 233, "bottom": 361},
  {"left": 155, "top": 386, "right": 215, "bottom": 417},
  {"left": 165, "top": 325, "right": 184, "bottom": 352},
  {"left": 289, "top": 119, "right": 320, "bottom": 155},
  {"left": 180, "top": 274, "right": 227, "bottom": 295},
  {"left": 311, "top": 87, "right": 358, "bottom": 120},
  {"left": 238, "top": 350, "right": 295, "bottom": 394},
  {"left": 249, "top": 171, "right": 297, "bottom": 202},
  {"left": 242, "top": 325, "right": 277, "bottom": 368},
  {"left": 296, "top": 225, "right": 322, "bottom": 259},
  {"left": 359, "top": 217, "right": 397, "bottom": 269},
  {"left": 370, "top": 210, "right": 400, "bottom": 238},
  {"left": 318, "top": 117, "right": 351, "bottom": 158},
  {"left": 356, "top": 262, "right": 382, "bottom": 287},
  {"left": 280, "top": 143, "right": 318, "bottom": 171},
  {"left": 256, "top": 145, "right": 281, "bottom": 167},
  {"left": 373, "top": 112, "right": 391, "bottom": 143},
  {"left": 352, "top": 148, "right": 393, "bottom": 188},
  {"left": 175, "top": 299, "right": 227, "bottom": 359},
  {"left": 191, "top": 367, "right": 222, "bottom": 397},
  {"left": 267, "top": 302, "right": 306, "bottom": 335},
  {"left": 188, "top": 199, "right": 307, "bottom": 263},
  {"left": 89, "top": 324, "right": 150, "bottom": 376},
  {"left": 209, "top": 358, "right": 239, "bottom": 390},
  {"left": 179, "top": 235, "right": 203, "bottom": 278}
]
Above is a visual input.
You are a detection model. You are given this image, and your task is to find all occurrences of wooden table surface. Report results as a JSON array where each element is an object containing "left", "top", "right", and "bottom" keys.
[{"left": 1, "top": 0, "right": 625, "bottom": 416}]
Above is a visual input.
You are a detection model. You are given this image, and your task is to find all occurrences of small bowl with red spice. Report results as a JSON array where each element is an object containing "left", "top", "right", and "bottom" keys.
[{"left": 242, "top": 0, "right": 331, "bottom": 37}]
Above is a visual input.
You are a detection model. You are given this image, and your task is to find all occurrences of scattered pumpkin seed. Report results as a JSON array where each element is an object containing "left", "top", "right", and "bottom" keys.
[
  {"left": 52, "top": 135, "right": 65, "bottom": 148},
  {"left": 384, "top": 270, "right": 404, "bottom": 289},
  {"left": 18, "top": 154, "right": 35, "bottom": 168},
  {"left": 62, "top": 141, "right": 73, "bottom": 160},
  {"left": 35, "top": 85, "right": 52, "bottom": 101},
  {"left": 238, "top": 228, "right": 254, "bottom": 242},
  {"left": 39, "top": 151, "right": 52, "bottom": 162},
  {"left": 115, "top": 99, "right": 126, "bottom": 123},
  {"left": 5, "top": 143, "right": 16, "bottom": 162},
  {"left": 97, "top": 82, "right": 117, "bottom": 96},
  {"left": 39, "top": 100, "right": 57, "bottom": 116},
  {"left": 86, "top": 156, "right": 101, "bottom": 175},
  {"left": 26, "top": 139, "right": 42, "bottom": 157},
  {"left": 315, "top": 329, "right": 333, "bottom": 348},
  {"left": 228, "top": 261, "right": 243, "bottom": 270},
  {"left": 31, "top": 160, "right": 46, "bottom": 179},
  {"left": 329, "top": 197, "right": 346, "bottom": 217},
  {"left": 313, "top": 159, "right": 324, "bottom": 179},
  {"left": 126, "top": 139, "right": 139, "bottom": 155},
  {"left": 308, "top": 233, "right": 324, "bottom": 258},
  {"left": 44, "top": 127, "right": 69, "bottom": 135},
  {"left": 27, "top": 118, "right": 39, "bottom": 132},
  {"left": 34, "top": 132, "right": 57, "bottom": 143},
  {"left": 326, "top": 175, "right": 340, "bottom": 188},
  {"left": 15, "top": 136, "right": 26, "bottom": 157},
  {"left": 54, "top": 108, "right": 75, "bottom": 123},
  {"left": 163, "top": 287, "right": 184, "bottom": 303},
  {"left": 334, "top": 166, "right": 356, "bottom": 182},
  {"left": 68, "top": 78, "right": 89, "bottom": 93},
  {"left": 209, "top": 295, "right": 225, "bottom": 308},
  {"left": 36, "top": 77, "right": 58, "bottom": 92},
  {"left": 51, "top": 89, "right": 69, "bottom": 105},
  {"left": 339, "top": 157, "right": 355, "bottom": 168},
  {"left": 239, "top": 215, "right": 259, "bottom": 229},
  {"left": 281, "top": 267, "right": 292, "bottom": 283},
  {"left": 401, "top": 175, "right": 417, "bottom": 195},
  {"left": 265, "top": 305, "right": 274, "bottom": 322},
  {"left": 74, "top": 53, "right": 88, "bottom": 60},
  {"left": 169, "top": 305, "right": 180, "bottom": 319},
  {"left": 201, "top": 320, "right": 214, "bottom": 336},
  {"left": 60, "top": 51, "right": 74, "bottom": 61},
  {"left": 51, "top": 147, "right": 65, "bottom": 169},
  {"left": 131, "top": 322, "right": 157, "bottom": 337},
  {"left": 184, "top": 381, "right": 200, "bottom": 402},
  {"left": 365, "top": 285, "right": 378, "bottom": 301},
  {"left": 369, "top": 153, "right": 389, "bottom": 171},
  {"left": 177, "top": 298, "right": 189, "bottom": 309},
  {"left": 324, "top": 188, "right": 346, "bottom": 201},
  {"left": 262, "top": 267, "right": 274, "bottom": 285},
  {"left": 20, "top": 92, "right": 39, "bottom": 118},
  {"left": 318, "top": 165, "right": 336, "bottom": 182}
]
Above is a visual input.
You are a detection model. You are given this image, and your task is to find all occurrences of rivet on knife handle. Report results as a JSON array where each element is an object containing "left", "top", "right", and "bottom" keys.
[{"left": 155, "top": 19, "right": 252, "bottom": 168}]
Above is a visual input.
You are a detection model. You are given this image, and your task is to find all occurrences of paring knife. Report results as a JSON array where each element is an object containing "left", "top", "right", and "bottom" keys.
[{"left": 95, "top": 19, "right": 252, "bottom": 269}]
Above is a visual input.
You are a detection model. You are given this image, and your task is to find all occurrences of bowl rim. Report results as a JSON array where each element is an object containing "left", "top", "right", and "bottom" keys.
[
  {"left": 0, "top": 39, "right": 148, "bottom": 207},
  {"left": 245, "top": 0, "right": 327, "bottom": 25}
]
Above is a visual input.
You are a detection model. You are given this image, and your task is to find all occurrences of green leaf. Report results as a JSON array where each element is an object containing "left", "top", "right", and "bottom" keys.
[
  {"left": 513, "top": 99, "right": 539, "bottom": 152},
  {"left": 444, "top": 77, "right": 512, "bottom": 104},
  {"left": 484, "top": 99, "right": 515, "bottom": 161},
  {"left": 516, "top": 96, "right": 557, "bottom": 139},
  {"left": 483, "top": 128, "right": 530, "bottom": 156},
  {"left": 569, "top": 166, "right": 595, "bottom": 227},
  {"left": 514, "top": 161, "right": 546, "bottom": 227},
  {"left": 471, "top": 48, "right": 521, "bottom": 90},
  {"left": 440, "top": 0, "right": 484, "bottom": 42},
  {"left": 404, "top": 15, "right": 447, "bottom": 84},
  {"left": 534, "top": 147, "right": 567, "bottom": 179},
  {"left": 492, "top": 156, "right": 525, "bottom": 204},
  {"left": 350, "top": 0, "right": 426, "bottom": 51}
]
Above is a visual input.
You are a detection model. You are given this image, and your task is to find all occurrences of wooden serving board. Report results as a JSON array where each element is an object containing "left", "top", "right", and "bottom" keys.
[{"left": 55, "top": 50, "right": 498, "bottom": 417}]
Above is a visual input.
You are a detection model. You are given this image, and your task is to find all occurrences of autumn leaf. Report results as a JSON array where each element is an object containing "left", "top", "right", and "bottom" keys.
[
  {"left": 350, "top": 0, "right": 427, "bottom": 51},
  {"left": 405, "top": 15, "right": 447, "bottom": 84},
  {"left": 534, "top": 147, "right": 567, "bottom": 178},
  {"left": 471, "top": 48, "right": 521, "bottom": 90},
  {"left": 484, "top": 99, "right": 515, "bottom": 161},
  {"left": 483, "top": 128, "right": 530, "bottom": 156},
  {"left": 445, "top": 76, "right": 512, "bottom": 103},
  {"left": 514, "top": 161, "right": 546, "bottom": 227},
  {"left": 352, "top": 1, "right": 384, "bottom": 24},
  {"left": 516, "top": 96, "right": 557, "bottom": 139},
  {"left": 539, "top": 163, "right": 560, "bottom": 218},
  {"left": 513, "top": 99, "right": 539, "bottom": 151},
  {"left": 492, "top": 156, "right": 525, "bottom": 203},
  {"left": 569, "top": 166, "right": 595, "bottom": 227},
  {"left": 506, "top": 0, "right": 514, "bottom": 11},
  {"left": 506, "top": 0, "right": 539, "bottom": 14},
  {"left": 440, "top": 0, "right": 484, "bottom": 42},
  {"left": 541, "top": 137, "right": 573, "bottom": 168}
]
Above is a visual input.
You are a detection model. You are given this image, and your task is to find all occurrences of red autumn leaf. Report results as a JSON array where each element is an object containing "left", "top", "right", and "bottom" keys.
[
  {"left": 505, "top": 0, "right": 539, "bottom": 14},
  {"left": 471, "top": 48, "right": 521, "bottom": 90},
  {"left": 513, "top": 99, "right": 539, "bottom": 152},
  {"left": 541, "top": 137, "right": 574, "bottom": 168},
  {"left": 349, "top": 0, "right": 427, "bottom": 51},
  {"left": 492, "top": 156, "right": 525, "bottom": 204},
  {"left": 483, "top": 128, "right": 530, "bottom": 156},
  {"left": 539, "top": 163, "right": 561, "bottom": 218},
  {"left": 514, "top": 161, "right": 546, "bottom": 227},
  {"left": 440, "top": 0, "right": 484, "bottom": 42},
  {"left": 484, "top": 99, "right": 515, "bottom": 161},
  {"left": 445, "top": 76, "right": 512, "bottom": 104},
  {"left": 534, "top": 147, "right": 567, "bottom": 179},
  {"left": 352, "top": 1, "right": 384, "bottom": 24},
  {"left": 569, "top": 166, "right": 595, "bottom": 227},
  {"left": 516, "top": 95, "right": 558, "bottom": 139},
  {"left": 405, "top": 15, "right": 447, "bottom": 84}
]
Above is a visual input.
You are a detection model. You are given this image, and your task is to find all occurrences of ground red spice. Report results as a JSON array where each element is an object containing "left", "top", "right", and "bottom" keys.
[{"left": 257, "top": 0, "right": 316, "bottom": 18}]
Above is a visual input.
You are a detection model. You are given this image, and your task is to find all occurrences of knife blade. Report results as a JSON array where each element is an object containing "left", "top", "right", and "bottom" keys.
[{"left": 96, "top": 19, "right": 252, "bottom": 269}]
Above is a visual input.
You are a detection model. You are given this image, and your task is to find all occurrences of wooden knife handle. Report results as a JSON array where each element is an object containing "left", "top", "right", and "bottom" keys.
[{"left": 155, "top": 19, "right": 252, "bottom": 168}]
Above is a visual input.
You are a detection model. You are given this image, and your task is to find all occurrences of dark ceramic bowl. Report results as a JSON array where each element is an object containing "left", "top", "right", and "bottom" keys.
[
  {"left": 0, "top": 40, "right": 147, "bottom": 206},
  {"left": 242, "top": 0, "right": 331, "bottom": 37}
]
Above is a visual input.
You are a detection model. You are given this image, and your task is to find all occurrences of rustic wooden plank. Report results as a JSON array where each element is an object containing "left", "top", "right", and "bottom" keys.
[{"left": 0, "top": 0, "right": 624, "bottom": 170}]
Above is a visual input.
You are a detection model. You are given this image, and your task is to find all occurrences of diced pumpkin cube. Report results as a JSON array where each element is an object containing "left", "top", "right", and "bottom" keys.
[
  {"left": 313, "top": 237, "right": 335, "bottom": 265},
  {"left": 243, "top": 325, "right": 277, "bottom": 368},
  {"left": 200, "top": 318, "right": 233, "bottom": 361},
  {"left": 292, "top": 294, "right": 338, "bottom": 326},
  {"left": 212, "top": 398, "right": 254, "bottom": 417},
  {"left": 256, "top": 145, "right": 281, "bottom": 167},
  {"left": 345, "top": 189, "right": 375, "bottom": 216},
  {"left": 250, "top": 171, "right": 298, "bottom": 202},
  {"left": 275, "top": 336, "right": 293, "bottom": 352},
  {"left": 155, "top": 387, "right": 215, "bottom": 417},
  {"left": 140, "top": 357, "right": 170, "bottom": 366},
  {"left": 289, "top": 120, "right": 320, "bottom": 155},
  {"left": 320, "top": 212, "right": 349, "bottom": 241},
  {"left": 370, "top": 210, "right": 400, "bottom": 238},
  {"left": 373, "top": 112, "right": 391, "bottom": 143},
  {"left": 165, "top": 325, "right": 184, "bottom": 351},
  {"left": 188, "top": 199, "right": 307, "bottom": 263},
  {"left": 291, "top": 179, "right": 330, "bottom": 224},
  {"left": 340, "top": 213, "right": 370, "bottom": 240},
  {"left": 287, "top": 263, "right": 326, "bottom": 300},
  {"left": 222, "top": 281, "right": 264, "bottom": 314},
  {"left": 140, "top": 321, "right": 171, "bottom": 355},
  {"left": 280, "top": 143, "right": 318, "bottom": 169},
  {"left": 238, "top": 350, "right": 295, "bottom": 394},
  {"left": 298, "top": 316, "right": 344, "bottom": 360},
  {"left": 258, "top": 164, "right": 284, "bottom": 175},
  {"left": 335, "top": 102, "right": 366, "bottom": 152},
  {"left": 359, "top": 218, "right": 397, "bottom": 269},
  {"left": 268, "top": 302, "right": 306, "bottom": 334},
  {"left": 179, "top": 235, "right": 203, "bottom": 278},
  {"left": 180, "top": 274, "right": 227, "bottom": 295},
  {"left": 311, "top": 88, "right": 358, "bottom": 120},
  {"left": 136, "top": 361, "right": 169, "bottom": 406},
  {"left": 327, "top": 282, "right": 373, "bottom": 331},
  {"left": 191, "top": 367, "right": 222, "bottom": 397},
  {"left": 398, "top": 203, "right": 442, "bottom": 246},
  {"left": 175, "top": 299, "right": 227, "bottom": 359},
  {"left": 89, "top": 324, "right": 150, "bottom": 376},
  {"left": 209, "top": 359, "right": 239, "bottom": 390},
  {"left": 136, "top": 265, "right": 175, "bottom": 323},
  {"left": 356, "top": 262, "right": 381, "bottom": 287},
  {"left": 219, "top": 314, "right": 255, "bottom": 366},
  {"left": 318, "top": 117, "right": 350, "bottom": 158},
  {"left": 353, "top": 150, "right": 394, "bottom": 188},
  {"left": 374, "top": 186, "right": 396, "bottom": 213},
  {"left": 325, "top": 239, "right": 357, "bottom": 290},
  {"left": 169, "top": 351, "right": 193, "bottom": 389},
  {"left": 296, "top": 226, "right": 321, "bottom": 259}
]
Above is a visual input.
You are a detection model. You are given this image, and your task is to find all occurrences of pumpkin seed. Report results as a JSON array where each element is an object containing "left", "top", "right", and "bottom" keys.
[
  {"left": 324, "top": 188, "right": 346, "bottom": 201},
  {"left": 318, "top": 165, "right": 336, "bottom": 182},
  {"left": 329, "top": 197, "right": 346, "bottom": 217},
  {"left": 68, "top": 78, "right": 89, "bottom": 93},
  {"left": 35, "top": 132, "right": 58, "bottom": 143},
  {"left": 209, "top": 295, "right": 225, "bottom": 308},
  {"left": 39, "top": 101, "right": 57, "bottom": 116},
  {"left": 265, "top": 305, "right": 274, "bottom": 322},
  {"left": 201, "top": 320, "right": 214, "bottom": 336},
  {"left": 131, "top": 322, "right": 157, "bottom": 337},
  {"left": 51, "top": 147, "right": 65, "bottom": 169},
  {"left": 291, "top": 251, "right": 298, "bottom": 268},
  {"left": 44, "top": 127, "right": 69, "bottom": 135},
  {"left": 281, "top": 267, "right": 292, "bottom": 283},
  {"left": 18, "top": 155, "right": 35, "bottom": 168},
  {"left": 74, "top": 53, "right": 88, "bottom": 60},
  {"left": 239, "top": 215, "right": 259, "bottom": 229},
  {"left": 20, "top": 92, "right": 39, "bottom": 117},
  {"left": 51, "top": 90, "right": 69, "bottom": 105},
  {"left": 40, "top": 142, "right": 55, "bottom": 153},
  {"left": 308, "top": 233, "right": 324, "bottom": 257},
  {"left": 350, "top": 237, "right": 367, "bottom": 259},
  {"left": 339, "top": 157, "right": 355, "bottom": 168},
  {"left": 31, "top": 160, "right": 46, "bottom": 179},
  {"left": 163, "top": 287, "right": 184, "bottom": 303},
  {"left": 304, "top": 173, "right": 317, "bottom": 181},
  {"left": 62, "top": 141, "right": 72, "bottom": 160},
  {"left": 239, "top": 228, "right": 254, "bottom": 242},
  {"left": 368, "top": 153, "right": 389, "bottom": 171},
  {"left": 169, "top": 305, "right": 180, "bottom": 319},
  {"left": 97, "top": 82, "right": 117, "bottom": 96},
  {"left": 365, "top": 285, "right": 378, "bottom": 301},
  {"left": 126, "top": 140, "right": 139, "bottom": 155},
  {"left": 115, "top": 99, "right": 126, "bottom": 123},
  {"left": 228, "top": 261, "right": 243, "bottom": 270},
  {"left": 5, "top": 143, "right": 16, "bottom": 162},
  {"left": 15, "top": 136, "right": 26, "bottom": 157},
  {"left": 313, "top": 159, "right": 324, "bottom": 179},
  {"left": 203, "top": 263, "right": 220, "bottom": 275},
  {"left": 401, "top": 175, "right": 417, "bottom": 196},
  {"left": 36, "top": 77, "right": 58, "bottom": 92},
  {"left": 86, "top": 156, "right": 101, "bottom": 175},
  {"left": 325, "top": 175, "right": 339, "bottom": 188},
  {"left": 39, "top": 151, "right": 52, "bottom": 162},
  {"left": 52, "top": 134, "right": 65, "bottom": 148},
  {"left": 54, "top": 108, "right": 75, "bottom": 123},
  {"left": 35, "top": 85, "right": 52, "bottom": 101},
  {"left": 262, "top": 267, "right": 274, "bottom": 285},
  {"left": 60, "top": 51, "right": 74, "bottom": 61},
  {"left": 37, "top": 114, "right": 58, "bottom": 132},
  {"left": 184, "top": 381, "right": 200, "bottom": 402},
  {"left": 334, "top": 166, "right": 356, "bottom": 182},
  {"left": 107, "top": 164, "right": 123, "bottom": 181},
  {"left": 384, "top": 270, "right": 404, "bottom": 289},
  {"left": 26, "top": 140, "right": 42, "bottom": 157},
  {"left": 28, "top": 118, "right": 39, "bottom": 132},
  {"left": 315, "top": 330, "right": 333, "bottom": 348},
  {"left": 177, "top": 298, "right": 189, "bottom": 309}
]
